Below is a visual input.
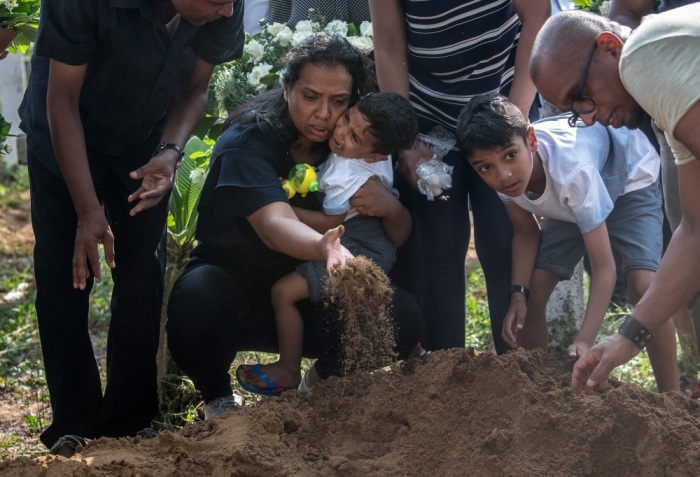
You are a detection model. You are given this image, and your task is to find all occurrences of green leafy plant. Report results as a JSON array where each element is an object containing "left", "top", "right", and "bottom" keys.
[
  {"left": 153, "top": 374, "right": 203, "bottom": 432},
  {"left": 465, "top": 268, "right": 496, "bottom": 352},
  {"left": 0, "top": 114, "right": 11, "bottom": 155},
  {"left": 166, "top": 136, "right": 214, "bottom": 272},
  {"left": 23, "top": 412, "right": 48, "bottom": 434},
  {"left": 0, "top": 0, "right": 40, "bottom": 54},
  {"left": 156, "top": 137, "right": 215, "bottom": 383}
]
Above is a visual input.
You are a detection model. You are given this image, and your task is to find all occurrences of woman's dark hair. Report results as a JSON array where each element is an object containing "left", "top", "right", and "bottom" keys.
[
  {"left": 455, "top": 93, "right": 530, "bottom": 159},
  {"left": 224, "top": 33, "right": 372, "bottom": 148}
]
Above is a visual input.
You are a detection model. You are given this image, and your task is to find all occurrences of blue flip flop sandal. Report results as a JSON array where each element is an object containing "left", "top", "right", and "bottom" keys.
[{"left": 235, "top": 363, "right": 290, "bottom": 397}]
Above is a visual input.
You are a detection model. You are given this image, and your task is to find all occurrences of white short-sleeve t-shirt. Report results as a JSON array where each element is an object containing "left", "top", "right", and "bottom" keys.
[
  {"left": 500, "top": 116, "right": 659, "bottom": 233},
  {"left": 318, "top": 153, "right": 395, "bottom": 220}
]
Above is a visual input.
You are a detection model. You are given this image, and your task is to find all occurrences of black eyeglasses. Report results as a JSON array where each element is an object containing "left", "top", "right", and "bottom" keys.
[{"left": 568, "top": 42, "right": 597, "bottom": 127}]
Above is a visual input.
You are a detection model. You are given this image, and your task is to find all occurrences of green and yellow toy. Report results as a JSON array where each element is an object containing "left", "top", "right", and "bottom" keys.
[{"left": 282, "top": 163, "right": 319, "bottom": 199}]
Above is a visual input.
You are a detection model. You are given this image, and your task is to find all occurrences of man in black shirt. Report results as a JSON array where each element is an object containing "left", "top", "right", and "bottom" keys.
[{"left": 19, "top": 0, "right": 244, "bottom": 457}]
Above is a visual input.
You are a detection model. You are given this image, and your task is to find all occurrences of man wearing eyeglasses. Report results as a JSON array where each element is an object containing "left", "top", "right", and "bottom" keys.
[
  {"left": 609, "top": 0, "right": 700, "bottom": 399},
  {"left": 529, "top": 4, "right": 700, "bottom": 393}
]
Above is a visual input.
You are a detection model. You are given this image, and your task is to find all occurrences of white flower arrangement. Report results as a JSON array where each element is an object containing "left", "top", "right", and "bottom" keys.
[{"left": 209, "top": 18, "right": 374, "bottom": 118}]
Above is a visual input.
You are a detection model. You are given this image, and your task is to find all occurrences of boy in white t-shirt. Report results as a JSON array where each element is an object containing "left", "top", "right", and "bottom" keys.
[
  {"left": 237, "top": 93, "right": 419, "bottom": 394},
  {"left": 456, "top": 93, "right": 679, "bottom": 392}
]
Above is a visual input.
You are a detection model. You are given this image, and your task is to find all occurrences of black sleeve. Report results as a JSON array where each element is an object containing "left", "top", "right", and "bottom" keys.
[
  {"left": 211, "top": 146, "right": 289, "bottom": 218},
  {"left": 33, "top": 0, "right": 99, "bottom": 65}
]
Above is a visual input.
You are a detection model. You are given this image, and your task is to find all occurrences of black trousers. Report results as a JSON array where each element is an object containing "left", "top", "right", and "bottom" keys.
[
  {"left": 390, "top": 149, "right": 513, "bottom": 354},
  {"left": 166, "top": 259, "right": 424, "bottom": 402},
  {"left": 28, "top": 144, "right": 167, "bottom": 448}
]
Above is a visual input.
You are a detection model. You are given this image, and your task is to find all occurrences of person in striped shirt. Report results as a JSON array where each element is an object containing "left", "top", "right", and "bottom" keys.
[{"left": 369, "top": 0, "right": 550, "bottom": 353}]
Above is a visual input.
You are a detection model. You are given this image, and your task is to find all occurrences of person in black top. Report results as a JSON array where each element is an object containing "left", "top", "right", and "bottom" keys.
[
  {"left": 166, "top": 33, "right": 423, "bottom": 420},
  {"left": 18, "top": 0, "right": 243, "bottom": 457}
]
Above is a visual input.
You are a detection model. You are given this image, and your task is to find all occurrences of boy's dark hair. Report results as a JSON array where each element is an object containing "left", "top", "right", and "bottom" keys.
[
  {"left": 357, "top": 92, "right": 418, "bottom": 154},
  {"left": 456, "top": 93, "right": 529, "bottom": 159}
]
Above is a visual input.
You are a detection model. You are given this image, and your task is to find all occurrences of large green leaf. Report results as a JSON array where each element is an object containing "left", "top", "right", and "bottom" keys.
[
  {"left": 191, "top": 114, "right": 220, "bottom": 141},
  {"left": 167, "top": 136, "right": 213, "bottom": 249}
]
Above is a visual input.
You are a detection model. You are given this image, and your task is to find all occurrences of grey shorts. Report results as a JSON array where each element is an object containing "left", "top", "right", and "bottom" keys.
[
  {"left": 296, "top": 217, "right": 396, "bottom": 302},
  {"left": 535, "top": 181, "right": 663, "bottom": 280}
]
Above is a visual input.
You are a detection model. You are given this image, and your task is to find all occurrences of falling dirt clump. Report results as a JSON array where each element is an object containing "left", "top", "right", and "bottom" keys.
[{"left": 326, "top": 256, "right": 397, "bottom": 374}]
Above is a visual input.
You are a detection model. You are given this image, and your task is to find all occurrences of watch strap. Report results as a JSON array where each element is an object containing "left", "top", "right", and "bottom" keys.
[
  {"left": 154, "top": 142, "right": 185, "bottom": 168},
  {"left": 510, "top": 284, "right": 530, "bottom": 302}
]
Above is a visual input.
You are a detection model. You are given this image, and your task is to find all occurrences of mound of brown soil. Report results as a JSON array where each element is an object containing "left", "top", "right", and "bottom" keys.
[{"left": 3, "top": 348, "right": 700, "bottom": 476}]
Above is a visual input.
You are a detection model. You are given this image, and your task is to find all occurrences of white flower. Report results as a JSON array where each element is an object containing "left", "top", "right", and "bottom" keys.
[
  {"left": 244, "top": 39, "right": 265, "bottom": 64},
  {"left": 348, "top": 35, "right": 374, "bottom": 55},
  {"left": 324, "top": 20, "right": 348, "bottom": 37},
  {"left": 291, "top": 30, "right": 314, "bottom": 47},
  {"left": 295, "top": 20, "right": 317, "bottom": 33},
  {"left": 599, "top": 1, "right": 611, "bottom": 17},
  {"left": 189, "top": 168, "right": 207, "bottom": 188},
  {"left": 1, "top": 0, "right": 18, "bottom": 11},
  {"left": 247, "top": 63, "right": 273, "bottom": 91},
  {"left": 359, "top": 21, "right": 373, "bottom": 37},
  {"left": 266, "top": 22, "right": 286, "bottom": 36},
  {"left": 274, "top": 25, "right": 294, "bottom": 47}
]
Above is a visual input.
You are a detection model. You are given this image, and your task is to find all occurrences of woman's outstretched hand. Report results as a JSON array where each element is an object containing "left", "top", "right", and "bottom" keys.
[{"left": 322, "top": 225, "right": 354, "bottom": 272}]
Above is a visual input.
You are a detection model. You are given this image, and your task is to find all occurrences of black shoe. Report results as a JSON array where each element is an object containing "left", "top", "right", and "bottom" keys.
[{"left": 49, "top": 435, "right": 86, "bottom": 458}]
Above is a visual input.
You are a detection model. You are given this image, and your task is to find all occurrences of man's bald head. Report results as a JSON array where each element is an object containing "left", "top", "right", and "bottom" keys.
[
  {"left": 528, "top": 10, "right": 644, "bottom": 129},
  {"left": 530, "top": 10, "right": 628, "bottom": 82}
]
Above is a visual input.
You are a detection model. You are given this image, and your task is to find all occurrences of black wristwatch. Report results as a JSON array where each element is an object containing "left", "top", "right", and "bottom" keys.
[
  {"left": 153, "top": 142, "right": 185, "bottom": 169},
  {"left": 618, "top": 315, "right": 653, "bottom": 349},
  {"left": 510, "top": 284, "right": 530, "bottom": 302}
]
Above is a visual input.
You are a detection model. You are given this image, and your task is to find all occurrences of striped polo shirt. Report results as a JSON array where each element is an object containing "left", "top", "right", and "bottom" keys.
[{"left": 403, "top": 0, "right": 521, "bottom": 134}]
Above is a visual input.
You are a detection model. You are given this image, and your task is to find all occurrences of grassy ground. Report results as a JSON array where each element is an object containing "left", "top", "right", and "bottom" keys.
[{"left": 0, "top": 162, "right": 674, "bottom": 460}]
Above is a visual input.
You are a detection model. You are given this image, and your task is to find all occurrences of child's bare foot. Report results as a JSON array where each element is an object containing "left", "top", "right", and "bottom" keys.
[{"left": 243, "top": 362, "right": 301, "bottom": 391}]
